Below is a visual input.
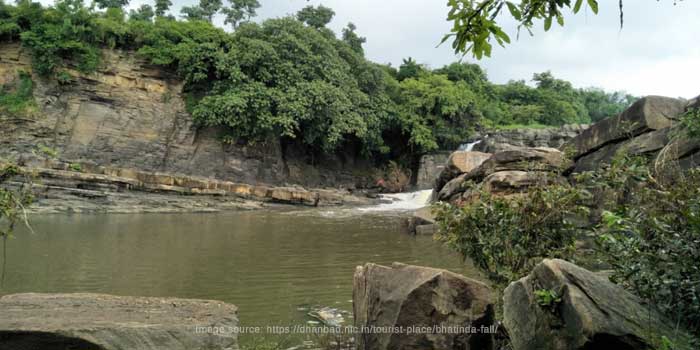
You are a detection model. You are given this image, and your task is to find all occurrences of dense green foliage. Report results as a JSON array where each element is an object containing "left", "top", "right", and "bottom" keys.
[
  {"left": 593, "top": 159, "right": 700, "bottom": 335},
  {"left": 434, "top": 183, "right": 589, "bottom": 286},
  {"left": 435, "top": 156, "right": 700, "bottom": 337},
  {"left": 0, "top": 0, "right": 632, "bottom": 163}
]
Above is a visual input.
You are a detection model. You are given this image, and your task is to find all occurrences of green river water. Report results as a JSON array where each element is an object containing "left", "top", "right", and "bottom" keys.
[{"left": 1, "top": 204, "right": 481, "bottom": 345}]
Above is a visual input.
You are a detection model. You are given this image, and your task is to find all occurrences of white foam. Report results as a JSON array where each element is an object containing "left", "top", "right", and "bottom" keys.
[
  {"left": 459, "top": 139, "right": 482, "bottom": 151},
  {"left": 358, "top": 189, "right": 432, "bottom": 212}
]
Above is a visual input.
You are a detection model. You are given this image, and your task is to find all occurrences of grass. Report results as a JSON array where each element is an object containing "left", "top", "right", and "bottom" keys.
[{"left": 0, "top": 71, "right": 37, "bottom": 117}]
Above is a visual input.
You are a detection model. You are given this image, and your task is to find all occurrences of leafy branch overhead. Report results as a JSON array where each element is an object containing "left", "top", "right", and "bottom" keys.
[{"left": 444, "top": 0, "right": 611, "bottom": 59}]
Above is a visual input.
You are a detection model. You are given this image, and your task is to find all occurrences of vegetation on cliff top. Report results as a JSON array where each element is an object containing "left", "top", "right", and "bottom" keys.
[{"left": 0, "top": 0, "right": 632, "bottom": 163}]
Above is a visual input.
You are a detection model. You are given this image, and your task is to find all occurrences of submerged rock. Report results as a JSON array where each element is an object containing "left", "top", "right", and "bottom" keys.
[
  {"left": 503, "top": 259, "right": 693, "bottom": 350},
  {"left": 0, "top": 293, "right": 239, "bottom": 350},
  {"left": 353, "top": 262, "right": 495, "bottom": 350}
]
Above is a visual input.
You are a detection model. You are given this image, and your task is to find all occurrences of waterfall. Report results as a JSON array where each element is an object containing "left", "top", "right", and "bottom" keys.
[
  {"left": 459, "top": 139, "right": 482, "bottom": 151},
  {"left": 358, "top": 189, "right": 432, "bottom": 212}
]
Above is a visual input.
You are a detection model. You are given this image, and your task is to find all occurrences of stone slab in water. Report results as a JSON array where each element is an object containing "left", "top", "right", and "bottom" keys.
[{"left": 0, "top": 293, "right": 239, "bottom": 350}]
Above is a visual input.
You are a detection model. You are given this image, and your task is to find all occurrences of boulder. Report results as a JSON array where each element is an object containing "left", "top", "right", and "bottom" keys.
[
  {"left": 436, "top": 173, "right": 470, "bottom": 201},
  {"left": 270, "top": 187, "right": 319, "bottom": 206},
  {"left": 434, "top": 151, "right": 491, "bottom": 194},
  {"left": 414, "top": 224, "right": 437, "bottom": 236},
  {"left": 0, "top": 293, "right": 239, "bottom": 350},
  {"left": 471, "top": 125, "right": 588, "bottom": 154},
  {"left": 482, "top": 171, "right": 567, "bottom": 194},
  {"left": 572, "top": 128, "right": 671, "bottom": 172},
  {"left": 470, "top": 147, "right": 571, "bottom": 181},
  {"left": 565, "top": 96, "right": 685, "bottom": 160},
  {"left": 353, "top": 262, "right": 495, "bottom": 350},
  {"left": 503, "top": 259, "right": 693, "bottom": 350},
  {"left": 415, "top": 152, "right": 451, "bottom": 190}
]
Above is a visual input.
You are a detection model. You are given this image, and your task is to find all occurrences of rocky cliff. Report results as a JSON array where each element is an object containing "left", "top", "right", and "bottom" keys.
[
  {"left": 468, "top": 124, "right": 588, "bottom": 153},
  {"left": 0, "top": 44, "right": 387, "bottom": 211},
  {"left": 0, "top": 43, "right": 378, "bottom": 190}
]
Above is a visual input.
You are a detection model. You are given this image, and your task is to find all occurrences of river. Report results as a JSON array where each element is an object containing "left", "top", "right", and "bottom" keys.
[{"left": 0, "top": 191, "right": 481, "bottom": 345}]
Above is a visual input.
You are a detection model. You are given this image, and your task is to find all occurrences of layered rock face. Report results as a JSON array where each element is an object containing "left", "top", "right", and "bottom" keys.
[
  {"left": 503, "top": 259, "right": 693, "bottom": 350},
  {"left": 469, "top": 125, "right": 588, "bottom": 154},
  {"left": 353, "top": 263, "right": 494, "bottom": 350},
  {"left": 0, "top": 43, "right": 377, "bottom": 191},
  {"left": 432, "top": 147, "right": 569, "bottom": 203},
  {"left": 565, "top": 96, "right": 698, "bottom": 172},
  {"left": 0, "top": 293, "right": 239, "bottom": 350}
]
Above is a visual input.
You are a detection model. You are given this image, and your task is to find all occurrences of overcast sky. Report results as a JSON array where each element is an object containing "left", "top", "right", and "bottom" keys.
[{"left": 127, "top": 0, "right": 699, "bottom": 98}]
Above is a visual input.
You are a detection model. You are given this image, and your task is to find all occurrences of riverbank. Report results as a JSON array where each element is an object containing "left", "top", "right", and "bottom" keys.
[{"left": 4, "top": 158, "right": 381, "bottom": 213}]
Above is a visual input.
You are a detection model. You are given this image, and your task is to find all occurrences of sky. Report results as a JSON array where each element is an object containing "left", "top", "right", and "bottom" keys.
[{"left": 128, "top": 0, "right": 700, "bottom": 98}]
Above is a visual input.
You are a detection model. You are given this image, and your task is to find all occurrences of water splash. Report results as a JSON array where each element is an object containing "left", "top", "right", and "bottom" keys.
[
  {"left": 358, "top": 189, "right": 432, "bottom": 212},
  {"left": 459, "top": 139, "right": 482, "bottom": 151}
]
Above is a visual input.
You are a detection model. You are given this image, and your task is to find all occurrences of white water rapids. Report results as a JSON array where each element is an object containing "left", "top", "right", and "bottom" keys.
[{"left": 358, "top": 189, "right": 433, "bottom": 212}]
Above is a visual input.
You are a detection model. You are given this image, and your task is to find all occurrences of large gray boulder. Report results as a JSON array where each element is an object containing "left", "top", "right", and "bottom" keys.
[
  {"left": 503, "top": 259, "right": 693, "bottom": 350},
  {"left": 0, "top": 293, "right": 239, "bottom": 350},
  {"left": 434, "top": 151, "right": 491, "bottom": 195},
  {"left": 353, "top": 263, "right": 495, "bottom": 350},
  {"left": 469, "top": 147, "right": 571, "bottom": 182},
  {"left": 572, "top": 128, "right": 671, "bottom": 172},
  {"left": 565, "top": 96, "right": 685, "bottom": 160},
  {"left": 415, "top": 152, "right": 451, "bottom": 190},
  {"left": 470, "top": 125, "right": 588, "bottom": 154},
  {"left": 482, "top": 171, "right": 567, "bottom": 194}
]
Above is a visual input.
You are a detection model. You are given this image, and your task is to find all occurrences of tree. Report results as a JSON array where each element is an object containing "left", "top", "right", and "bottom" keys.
[
  {"left": 444, "top": 0, "right": 608, "bottom": 59},
  {"left": 154, "top": 0, "right": 172, "bottom": 17},
  {"left": 130, "top": 4, "right": 154, "bottom": 21},
  {"left": 180, "top": 0, "right": 221, "bottom": 21},
  {"left": 296, "top": 5, "right": 334, "bottom": 29},
  {"left": 94, "top": 0, "right": 128, "bottom": 10},
  {"left": 396, "top": 57, "right": 424, "bottom": 81},
  {"left": 221, "top": 0, "right": 259, "bottom": 29},
  {"left": 341, "top": 22, "right": 366, "bottom": 55}
]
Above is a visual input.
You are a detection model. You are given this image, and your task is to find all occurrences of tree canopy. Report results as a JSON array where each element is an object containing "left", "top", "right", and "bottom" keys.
[{"left": 0, "top": 0, "right": 633, "bottom": 165}]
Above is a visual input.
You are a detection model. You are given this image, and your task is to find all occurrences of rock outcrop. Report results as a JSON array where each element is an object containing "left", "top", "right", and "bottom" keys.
[
  {"left": 0, "top": 43, "right": 381, "bottom": 211},
  {"left": 2, "top": 159, "right": 372, "bottom": 213},
  {"left": 564, "top": 95, "right": 697, "bottom": 173},
  {"left": 433, "top": 151, "right": 491, "bottom": 196},
  {"left": 468, "top": 125, "right": 588, "bottom": 154},
  {"left": 415, "top": 151, "right": 451, "bottom": 190},
  {"left": 432, "top": 147, "right": 569, "bottom": 203},
  {"left": 353, "top": 262, "right": 495, "bottom": 350},
  {"left": 503, "top": 259, "right": 693, "bottom": 350},
  {"left": 0, "top": 293, "right": 239, "bottom": 350}
]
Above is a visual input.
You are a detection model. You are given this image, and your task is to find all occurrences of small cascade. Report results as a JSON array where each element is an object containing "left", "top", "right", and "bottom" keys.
[
  {"left": 358, "top": 189, "right": 432, "bottom": 212},
  {"left": 458, "top": 139, "right": 482, "bottom": 151}
]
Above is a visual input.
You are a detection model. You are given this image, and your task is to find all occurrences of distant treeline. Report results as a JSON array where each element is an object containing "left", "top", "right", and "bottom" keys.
[{"left": 0, "top": 0, "right": 634, "bottom": 163}]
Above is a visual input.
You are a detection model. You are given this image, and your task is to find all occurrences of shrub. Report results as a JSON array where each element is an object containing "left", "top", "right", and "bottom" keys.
[
  {"left": 0, "top": 71, "right": 36, "bottom": 116},
  {"left": 595, "top": 168, "right": 700, "bottom": 334},
  {"left": 434, "top": 184, "right": 590, "bottom": 286}
]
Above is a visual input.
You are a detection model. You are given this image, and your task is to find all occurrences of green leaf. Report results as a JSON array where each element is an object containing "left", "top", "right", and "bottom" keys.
[
  {"left": 573, "top": 0, "right": 584, "bottom": 13},
  {"left": 506, "top": 2, "right": 521, "bottom": 20},
  {"left": 544, "top": 16, "right": 552, "bottom": 31},
  {"left": 587, "top": 0, "right": 599, "bottom": 14}
]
